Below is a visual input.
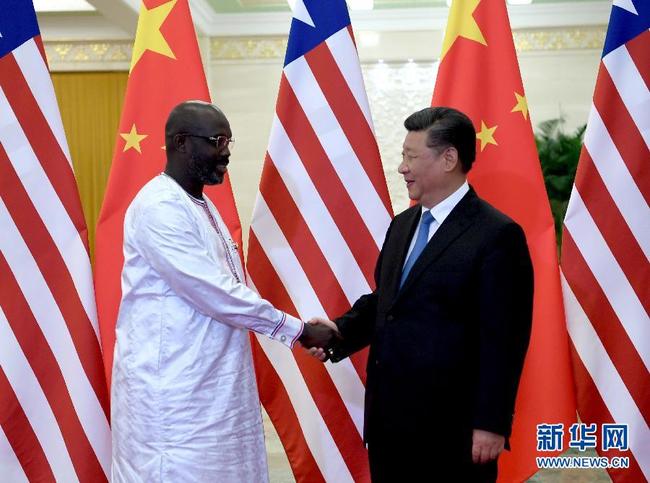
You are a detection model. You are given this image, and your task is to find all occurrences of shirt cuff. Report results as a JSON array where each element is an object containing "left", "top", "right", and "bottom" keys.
[{"left": 270, "top": 312, "right": 303, "bottom": 348}]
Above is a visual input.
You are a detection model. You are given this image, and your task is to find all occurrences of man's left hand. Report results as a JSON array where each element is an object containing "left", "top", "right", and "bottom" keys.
[{"left": 472, "top": 429, "right": 505, "bottom": 464}]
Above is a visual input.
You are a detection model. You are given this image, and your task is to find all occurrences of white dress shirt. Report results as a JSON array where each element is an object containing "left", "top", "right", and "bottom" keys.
[{"left": 403, "top": 181, "right": 470, "bottom": 265}]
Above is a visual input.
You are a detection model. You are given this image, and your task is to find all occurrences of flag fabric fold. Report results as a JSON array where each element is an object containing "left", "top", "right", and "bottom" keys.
[
  {"left": 561, "top": 1, "right": 650, "bottom": 481},
  {"left": 94, "top": 0, "right": 242, "bottom": 386},
  {"left": 246, "top": 1, "right": 392, "bottom": 481},
  {"left": 431, "top": 1, "right": 577, "bottom": 480},
  {"left": 0, "top": 2, "right": 110, "bottom": 481}
]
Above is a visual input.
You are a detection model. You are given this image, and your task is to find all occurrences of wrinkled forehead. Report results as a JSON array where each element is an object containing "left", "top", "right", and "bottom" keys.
[
  {"left": 402, "top": 129, "right": 431, "bottom": 151},
  {"left": 214, "top": 115, "right": 232, "bottom": 136},
  {"left": 199, "top": 108, "right": 231, "bottom": 136}
]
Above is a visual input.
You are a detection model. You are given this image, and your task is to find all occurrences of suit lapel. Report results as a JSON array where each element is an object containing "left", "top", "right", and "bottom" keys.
[
  {"left": 383, "top": 206, "right": 421, "bottom": 302},
  {"left": 393, "top": 189, "right": 479, "bottom": 303}
]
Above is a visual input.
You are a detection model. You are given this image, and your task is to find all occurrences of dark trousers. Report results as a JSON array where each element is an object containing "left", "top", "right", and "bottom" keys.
[{"left": 368, "top": 440, "right": 498, "bottom": 483}]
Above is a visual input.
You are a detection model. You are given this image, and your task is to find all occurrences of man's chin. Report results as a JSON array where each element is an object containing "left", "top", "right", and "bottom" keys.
[
  {"left": 407, "top": 191, "right": 419, "bottom": 201},
  {"left": 203, "top": 174, "right": 224, "bottom": 186}
]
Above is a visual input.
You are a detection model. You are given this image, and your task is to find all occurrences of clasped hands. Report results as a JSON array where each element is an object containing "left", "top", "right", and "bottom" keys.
[{"left": 298, "top": 317, "right": 340, "bottom": 361}]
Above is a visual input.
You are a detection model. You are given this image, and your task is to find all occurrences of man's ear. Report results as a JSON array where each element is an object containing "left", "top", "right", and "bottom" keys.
[
  {"left": 443, "top": 146, "right": 460, "bottom": 172},
  {"left": 174, "top": 133, "right": 187, "bottom": 153}
]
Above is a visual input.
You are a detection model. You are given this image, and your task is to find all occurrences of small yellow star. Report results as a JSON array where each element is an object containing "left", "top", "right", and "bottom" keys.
[
  {"left": 130, "top": 0, "right": 177, "bottom": 73},
  {"left": 511, "top": 92, "right": 529, "bottom": 120},
  {"left": 476, "top": 121, "right": 498, "bottom": 151},
  {"left": 440, "top": 0, "right": 487, "bottom": 60},
  {"left": 120, "top": 124, "right": 148, "bottom": 153}
]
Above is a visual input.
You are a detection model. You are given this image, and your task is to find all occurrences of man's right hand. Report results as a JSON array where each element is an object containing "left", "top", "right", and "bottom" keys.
[{"left": 298, "top": 318, "right": 340, "bottom": 352}]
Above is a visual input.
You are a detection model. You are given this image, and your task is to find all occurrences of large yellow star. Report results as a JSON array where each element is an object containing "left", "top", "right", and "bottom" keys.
[
  {"left": 440, "top": 0, "right": 487, "bottom": 60},
  {"left": 120, "top": 124, "right": 148, "bottom": 153},
  {"left": 129, "top": 0, "right": 177, "bottom": 73},
  {"left": 476, "top": 121, "right": 497, "bottom": 151},
  {"left": 511, "top": 92, "right": 529, "bottom": 120}
]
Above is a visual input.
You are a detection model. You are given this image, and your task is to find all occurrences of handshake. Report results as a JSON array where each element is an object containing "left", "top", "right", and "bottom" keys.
[{"left": 297, "top": 317, "right": 342, "bottom": 362}]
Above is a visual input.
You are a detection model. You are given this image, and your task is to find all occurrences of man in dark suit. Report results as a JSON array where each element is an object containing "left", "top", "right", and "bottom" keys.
[{"left": 309, "top": 107, "right": 534, "bottom": 482}]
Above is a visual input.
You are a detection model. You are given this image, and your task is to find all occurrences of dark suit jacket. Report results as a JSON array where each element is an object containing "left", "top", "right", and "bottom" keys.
[{"left": 331, "top": 187, "right": 534, "bottom": 460}]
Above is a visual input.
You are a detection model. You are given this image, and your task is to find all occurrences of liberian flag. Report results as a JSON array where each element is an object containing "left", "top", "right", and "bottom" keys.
[
  {"left": 561, "top": 1, "right": 650, "bottom": 481},
  {"left": 247, "top": 1, "right": 392, "bottom": 481},
  {"left": 0, "top": 1, "right": 110, "bottom": 481}
]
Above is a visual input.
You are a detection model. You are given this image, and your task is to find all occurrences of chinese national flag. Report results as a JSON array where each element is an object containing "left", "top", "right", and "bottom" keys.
[
  {"left": 94, "top": 0, "right": 242, "bottom": 386},
  {"left": 432, "top": 0, "right": 577, "bottom": 480}
]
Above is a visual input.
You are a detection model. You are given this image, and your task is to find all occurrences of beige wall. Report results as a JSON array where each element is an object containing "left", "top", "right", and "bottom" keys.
[
  {"left": 521, "top": 49, "right": 600, "bottom": 130},
  {"left": 208, "top": 31, "right": 602, "bottom": 249},
  {"left": 211, "top": 60, "right": 284, "bottom": 243}
]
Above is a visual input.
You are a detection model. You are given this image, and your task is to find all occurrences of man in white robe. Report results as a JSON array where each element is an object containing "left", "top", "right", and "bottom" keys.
[{"left": 111, "top": 101, "right": 336, "bottom": 483}]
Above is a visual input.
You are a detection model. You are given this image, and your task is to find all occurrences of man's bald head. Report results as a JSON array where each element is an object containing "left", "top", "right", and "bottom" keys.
[
  {"left": 163, "top": 101, "right": 233, "bottom": 194},
  {"left": 165, "top": 100, "right": 228, "bottom": 152}
]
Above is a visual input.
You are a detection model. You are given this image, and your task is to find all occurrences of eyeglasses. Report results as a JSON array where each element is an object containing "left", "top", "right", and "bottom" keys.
[{"left": 182, "top": 134, "right": 234, "bottom": 150}]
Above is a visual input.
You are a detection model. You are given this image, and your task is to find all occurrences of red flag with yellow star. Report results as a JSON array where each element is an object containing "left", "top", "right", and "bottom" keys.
[
  {"left": 432, "top": 0, "right": 577, "bottom": 480},
  {"left": 94, "top": 0, "right": 242, "bottom": 386}
]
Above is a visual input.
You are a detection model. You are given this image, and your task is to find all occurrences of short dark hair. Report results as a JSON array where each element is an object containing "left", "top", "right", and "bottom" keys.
[{"left": 403, "top": 107, "right": 476, "bottom": 173}]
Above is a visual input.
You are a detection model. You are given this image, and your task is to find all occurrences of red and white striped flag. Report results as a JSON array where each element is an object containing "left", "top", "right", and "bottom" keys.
[
  {"left": 561, "top": 1, "right": 649, "bottom": 481},
  {"left": 0, "top": 2, "right": 111, "bottom": 482},
  {"left": 246, "top": 1, "right": 392, "bottom": 481}
]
